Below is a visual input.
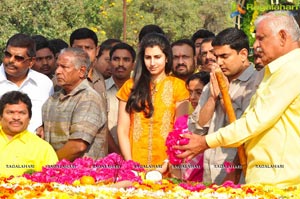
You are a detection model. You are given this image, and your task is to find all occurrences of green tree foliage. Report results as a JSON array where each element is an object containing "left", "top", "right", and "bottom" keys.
[
  {"left": 0, "top": 0, "right": 236, "bottom": 55},
  {"left": 88, "top": 0, "right": 235, "bottom": 46},
  {"left": 198, "top": 0, "right": 235, "bottom": 33},
  {"left": 0, "top": 0, "right": 88, "bottom": 53},
  {"left": 240, "top": 0, "right": 299, "bottom": 50},
  {"left": 96, "top": 0, "right": 209, "bottom": 45},
  {"left": 241, "top": 0, "right": 256, "bottom": 47}
]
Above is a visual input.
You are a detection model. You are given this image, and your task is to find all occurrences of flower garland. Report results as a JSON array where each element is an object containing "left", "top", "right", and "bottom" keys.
[
  {"left": 165, "top": 114, "right": 191, "bottom": 165},
  {"left": 0, "top": 127, "right": 298, "bottom": 198},
  {"left": 1, "top": 176, "right": 300, "bottom": 199},
  {"left": 165, "top": 115, "right": 236, "bottom": 177},
  {"left": 1, "top": 152, "right": 300, "bottom": 198},
  {"left": 23, "top": 153, "right": 145, "bottom": 184}
]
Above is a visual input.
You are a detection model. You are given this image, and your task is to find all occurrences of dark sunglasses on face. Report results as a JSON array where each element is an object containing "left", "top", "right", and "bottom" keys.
[{"left": 3, "top": 51, "right": 31, "bottom": 62}]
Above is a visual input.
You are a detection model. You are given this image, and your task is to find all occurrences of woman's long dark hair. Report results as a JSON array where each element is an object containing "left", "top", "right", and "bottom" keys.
[{"left": 125, "top": 33, "right": 172, "bottom": 118}]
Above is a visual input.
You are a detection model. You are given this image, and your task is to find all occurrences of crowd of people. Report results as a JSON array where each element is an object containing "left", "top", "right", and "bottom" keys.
[{"left": 0, "top": 10, "right": 300, "bottom": 187}]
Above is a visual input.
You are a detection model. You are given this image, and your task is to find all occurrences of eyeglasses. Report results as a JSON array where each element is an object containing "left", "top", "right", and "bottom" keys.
[{"left": 3, "top": 51, "right": 32, "bottom": 62}]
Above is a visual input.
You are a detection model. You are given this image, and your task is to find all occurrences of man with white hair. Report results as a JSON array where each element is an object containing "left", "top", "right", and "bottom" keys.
[
  {"left": 175, "top": 11, "right": 300, "bottom": 186},
  {"left": 42, "top": 47, "right": 107, "bottom": 161}
]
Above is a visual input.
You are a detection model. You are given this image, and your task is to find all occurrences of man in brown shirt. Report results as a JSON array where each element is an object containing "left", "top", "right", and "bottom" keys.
[
  {"left": 42, "top": 47, "right": 107, "bottom": 161},
  {"left": 69, "top": 28, "right": 107, "bottom": 104}
]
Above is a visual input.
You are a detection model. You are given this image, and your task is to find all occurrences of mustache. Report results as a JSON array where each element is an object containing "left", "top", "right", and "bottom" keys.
[
  {"left": 175, "top": 64, "right": 187, "bottom": 69},
  {"left": 254, "top": 51, "right": 262, "bottom": 58},
  {"left": 4, "top": 63, "right": 18, "bottom": 70},
  {"left": 254, "top": 54, "right": 262, "bottom": 58},
  {"left": 10, "top": 120, "right": 22, "bottom": 125},
  {"left": 205, "top": 59, "right": 216, "bottom": 64},
  {"left": 115, "top": 66, "right": 127, "bottom": 71}
]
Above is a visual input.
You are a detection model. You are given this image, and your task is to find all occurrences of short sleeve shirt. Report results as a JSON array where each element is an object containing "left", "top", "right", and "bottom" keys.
[
  {"left": 0, "top": 64, "right": 54, "bottom": 132},
  {"left": 43, "top": 79, "right": 108, "bottom": 159}
]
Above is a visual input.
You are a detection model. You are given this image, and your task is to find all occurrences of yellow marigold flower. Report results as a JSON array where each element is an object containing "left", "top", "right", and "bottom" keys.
[
  {"left": 216, "top": 186, "right": 227, "bottom": 192},
  {"left": 72, "top": 179, "right": 80, "bottom": 186},
  {"left": 90, "top": 27, "right": 98, "bottom": 33},
  {"left": 139, "top": 171, "right": 146, "bottom": 180},
  {"left": 100, "top": 30, "right": 106, "bottom": 36}
]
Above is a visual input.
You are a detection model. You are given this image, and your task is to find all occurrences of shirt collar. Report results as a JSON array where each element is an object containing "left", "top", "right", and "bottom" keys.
[
  {"left": 0, "top": 127, "right": 29, "bottom": 143},
  {"left": 89, "top": 68, "right": 104, "bottom": 83},
  {"left": 59, "top": 79, "right": 89, "bottom": 100},
  {"left": 267, "top": 48, "right": 300, "bottom": 74},
  {"left": 0, "top": 64, "right": 37, "bottom": 85},
  {"left": 25, "top": 69, "right": 39, "bottom": 85},
  {"left": 233, "top": 62, "right": 256, "bottom": 83},
  {"left": 105, "top": 77, "right": 117, "bottom": 90},
  {"left": 0, "top": 63, "right": 6, "bottom": 81}
]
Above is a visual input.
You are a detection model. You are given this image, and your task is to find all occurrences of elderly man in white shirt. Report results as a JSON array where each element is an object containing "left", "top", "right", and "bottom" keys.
[{"left": 0, "top": 33, "right": 53, "bottom": 133}]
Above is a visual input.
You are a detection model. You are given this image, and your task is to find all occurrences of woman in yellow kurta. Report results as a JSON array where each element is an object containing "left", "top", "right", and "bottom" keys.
[{"left": 117, "top": 33, "right": 189, "bottom": 167}]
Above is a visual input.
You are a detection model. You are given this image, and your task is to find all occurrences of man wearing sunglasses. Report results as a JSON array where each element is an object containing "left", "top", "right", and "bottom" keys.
[{"left": 0, "top": 33, "right": 54, "bottom": 133}]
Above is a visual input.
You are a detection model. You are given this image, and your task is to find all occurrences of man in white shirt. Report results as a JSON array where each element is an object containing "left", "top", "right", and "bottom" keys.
[
  {"left": 0, "top": 33, "right": 53, "bottom": 133},
  {"left": 105, "top": 42, "right": 135, "bottom": 154}
]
